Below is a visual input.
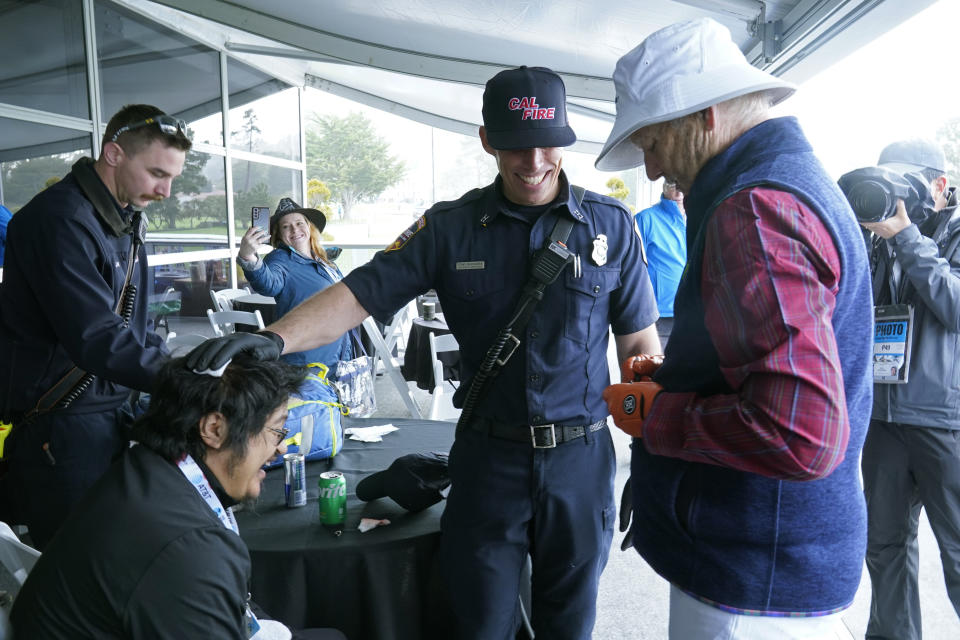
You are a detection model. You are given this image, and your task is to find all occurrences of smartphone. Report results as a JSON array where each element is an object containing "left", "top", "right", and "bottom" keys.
[{"left": 251, "top": 206, "right": 270, "bottom": 233}]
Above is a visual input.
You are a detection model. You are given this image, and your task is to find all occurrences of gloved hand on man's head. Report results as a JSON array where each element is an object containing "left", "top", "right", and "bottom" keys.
[{"left": 185, "top": 331, "right": 284, "bottom": 372}]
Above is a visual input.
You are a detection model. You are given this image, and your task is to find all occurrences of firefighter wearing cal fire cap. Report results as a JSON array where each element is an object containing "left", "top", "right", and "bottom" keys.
[{"left": 186, "top": 66, "right": 660, "bottom": 639}]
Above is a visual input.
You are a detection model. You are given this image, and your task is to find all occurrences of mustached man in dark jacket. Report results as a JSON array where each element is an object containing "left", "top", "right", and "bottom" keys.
[{"left": 0, "top": 104, "right": 190, "bottom": 548}]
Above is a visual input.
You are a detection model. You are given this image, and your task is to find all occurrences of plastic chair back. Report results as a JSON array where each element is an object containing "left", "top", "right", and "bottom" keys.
[
  {"left": 427, "top": 332, "right": 459, "bottom": 420},
  {"left": 209, "top": 287, "right": 252, "bottom": 313},
  {"left": 207, "top": 308, "right": 265, "bottom": 337}
]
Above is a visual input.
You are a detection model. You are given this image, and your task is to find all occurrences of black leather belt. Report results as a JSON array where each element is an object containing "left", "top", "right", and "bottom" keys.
[{"left": 463, "top": 417, "right": 607, "bottom": 448}]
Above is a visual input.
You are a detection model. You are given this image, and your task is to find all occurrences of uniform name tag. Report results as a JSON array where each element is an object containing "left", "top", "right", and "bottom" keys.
[
  {"left": 456, "top": 261, "right": 485, "bottom": 270},
  {"left": 873, "top": 304, "right": 914, "bottom": 384}
]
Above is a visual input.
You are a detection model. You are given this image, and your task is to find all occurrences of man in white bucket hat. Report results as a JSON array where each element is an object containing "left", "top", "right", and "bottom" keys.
[{"left": 597, "top": 18, "right": 874, "bottom": 638}]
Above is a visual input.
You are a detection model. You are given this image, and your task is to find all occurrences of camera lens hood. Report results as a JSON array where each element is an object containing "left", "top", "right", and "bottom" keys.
[{"left": 838, "top": 166, "right": 915, "bottom": 223}]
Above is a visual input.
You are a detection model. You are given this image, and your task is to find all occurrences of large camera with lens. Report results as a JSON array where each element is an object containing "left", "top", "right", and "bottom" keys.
[{"left": 838, "top": 166, "right": 934, "bottom": 223}]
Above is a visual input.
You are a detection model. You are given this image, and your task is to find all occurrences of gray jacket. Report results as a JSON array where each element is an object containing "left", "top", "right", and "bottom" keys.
[{"left": 871, "top": 205, "right": 960, "bottom": 429}]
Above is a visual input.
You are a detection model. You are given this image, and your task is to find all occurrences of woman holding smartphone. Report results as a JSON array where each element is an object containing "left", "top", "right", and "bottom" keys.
[{"left": 236, "top": 196, "right": 355, "bottom": 368}]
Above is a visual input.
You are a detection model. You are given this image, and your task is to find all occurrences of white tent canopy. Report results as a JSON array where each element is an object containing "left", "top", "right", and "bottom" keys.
[{"left": 136, "top": 0, "right": 936, "bottom": 153}]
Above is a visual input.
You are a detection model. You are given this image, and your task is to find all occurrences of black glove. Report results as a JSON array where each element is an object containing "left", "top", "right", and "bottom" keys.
[
  {"left": 619, "top": 476, "right": 634, "bottom": 552},
  {"left": 185, "top": 331, "right": 284, "bottom": 372}
]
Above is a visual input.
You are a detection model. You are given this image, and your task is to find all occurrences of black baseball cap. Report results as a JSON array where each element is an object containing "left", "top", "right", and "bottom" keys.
[
  {"left": 482, "top": 66, "right": 576, "bottom": 150},
  {"left": 355, "top": 452, "right": 450, "bottom": 513},
  {"left": 878, "top": 139, "right": 946, "bottom": 175}
]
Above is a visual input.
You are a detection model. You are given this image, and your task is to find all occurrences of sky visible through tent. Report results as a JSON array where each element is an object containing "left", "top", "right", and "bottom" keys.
[
  {"left": 776, "top": 0, "right": 960, "bottom": 178},
  {"left": 303, "top": 0, "right": 959, "bottom": 229}
]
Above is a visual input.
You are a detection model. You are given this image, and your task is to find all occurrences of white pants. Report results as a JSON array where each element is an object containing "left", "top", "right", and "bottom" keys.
[{"left": 668, "top": 585, "right": 850, "bottom": 640}]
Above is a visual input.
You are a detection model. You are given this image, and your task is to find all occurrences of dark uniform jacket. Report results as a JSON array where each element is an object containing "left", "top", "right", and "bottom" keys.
[
  {"left": 343, "top": 173, "right": 657, "bottom": 425},
  {"left": 10, "top": 444, "right": 251, "bottom": 639},
  {"left": 0, "top": 158, "right": 166, "bottom": 419}
]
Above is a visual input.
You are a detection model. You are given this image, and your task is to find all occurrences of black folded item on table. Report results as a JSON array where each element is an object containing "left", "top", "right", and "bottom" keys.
[{"left": 356, "top": 452, "right": 450, "bottom": 512}]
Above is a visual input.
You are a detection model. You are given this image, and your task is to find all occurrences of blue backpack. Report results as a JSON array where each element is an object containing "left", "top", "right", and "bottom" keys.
[{"left": 266, "top": 364, "right": 346, "bottom": 468}]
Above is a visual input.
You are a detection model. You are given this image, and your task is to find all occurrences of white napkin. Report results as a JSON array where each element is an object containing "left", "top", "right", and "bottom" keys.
[
  {"left": 358, "top": 517, "right": 391, "bottom": 533},
  {"left": 344, "top": 424, "right": 399, "bottom": 442}
]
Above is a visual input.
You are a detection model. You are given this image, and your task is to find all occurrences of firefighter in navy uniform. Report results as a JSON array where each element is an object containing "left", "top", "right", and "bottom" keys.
[
  {"left": 186, "top": 66, "right": 660, "bottom": 639},
  {"left": 0, "top": 105, "right": 190, "bottom": 548}
]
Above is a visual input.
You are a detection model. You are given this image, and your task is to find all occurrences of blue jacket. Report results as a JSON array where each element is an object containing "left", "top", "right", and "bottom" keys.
[
  {"left": 241, "top": 245, "right": 353, "bottom": 368},
  {"left": 634, "top": 117, "right": 873, "bottom": 613},
  {"left": 343, "top": 172, "right": 657, "bottom": 425},
  {"left": 0, "top": 158, "right": 167, "bottom": 418},
  {"left": 0, "top": 204, "right": 11, "bottom": 266},
  {"left": 634, "top": 196, "right": 686, "bottom": 317}
]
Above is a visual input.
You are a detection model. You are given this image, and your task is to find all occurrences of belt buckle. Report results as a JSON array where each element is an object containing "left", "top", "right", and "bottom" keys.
[{"left": 530, "top": 424, "right": 556, "bottom": 449}]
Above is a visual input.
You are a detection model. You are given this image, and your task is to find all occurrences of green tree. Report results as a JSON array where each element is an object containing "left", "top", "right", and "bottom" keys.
[
  {"left": 1, "top": 154, "right": 76, "bottom": 211},
  {"left": 937, "top": 117, "right": 960, "bottom": 186},
  {"left": 305, "top": 112, "right": 405, "bottom": 220},
  {"left": 306, "top": 178, "right": 335, "bottom": 220},
  {"left": 233, "top": 109, "right": 262, "bottom": 192},
  {"left": 233, "top": 182, "right": 272, "bottom": 230},
  {"left": 436, "top": 136, "right": 498, "bottom": 201},
  {"left": 149, "top": 146, "right": 210, "bottom": 231},
  {"left": 606, "top": 177, "right": 630, "bottom": 203}
]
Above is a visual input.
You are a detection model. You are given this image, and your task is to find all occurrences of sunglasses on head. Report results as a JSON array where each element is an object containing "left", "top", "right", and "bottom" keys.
[{"left": 110, "top": 114, "right": 188, "bottom": 143}]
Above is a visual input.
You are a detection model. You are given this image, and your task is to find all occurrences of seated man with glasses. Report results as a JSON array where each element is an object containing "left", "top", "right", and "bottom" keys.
[
  {"left": 11, "top": 355, "right": 346, "bottom": 640},
  {"left": 0, "top": 104, "right": 191, "bottom": 548}
]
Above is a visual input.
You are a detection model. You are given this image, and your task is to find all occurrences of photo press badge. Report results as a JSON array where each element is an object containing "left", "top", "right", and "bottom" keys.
[{"left": 873, "top": 304, "right": 915, "bottom": 384}]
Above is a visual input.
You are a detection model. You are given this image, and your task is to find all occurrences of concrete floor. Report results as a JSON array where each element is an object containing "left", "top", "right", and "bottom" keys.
[{"left": 368, "top": 330, "right": 960, "bottom": 639}]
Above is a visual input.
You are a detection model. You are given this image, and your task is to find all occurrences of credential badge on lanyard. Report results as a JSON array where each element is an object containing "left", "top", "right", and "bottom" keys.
[
  {"left": 177, "top": 455, "right": 261, "bottom": 638},
  {"left": 873, "top": 303, "right": 915, "bottom": 384}
]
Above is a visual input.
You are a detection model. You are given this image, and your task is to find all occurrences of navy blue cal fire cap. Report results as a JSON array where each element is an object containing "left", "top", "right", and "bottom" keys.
[{"left": 482, "top": 66, "right": 576, "bottom": 150}]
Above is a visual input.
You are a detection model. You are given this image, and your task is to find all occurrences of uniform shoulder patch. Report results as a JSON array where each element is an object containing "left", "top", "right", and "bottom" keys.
[{"left": 384, "top": 215, "right": 426, "bottom": 253}]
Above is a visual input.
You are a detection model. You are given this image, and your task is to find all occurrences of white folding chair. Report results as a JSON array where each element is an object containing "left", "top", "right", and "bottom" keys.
[
  {"left": 377, "top": 301, "right": 414, "bottom": 371},
  {"left": 428, "top": 331, "right": 459, "bottom": 420},
  {"left": 165, "top": 332, "right": 210, "bottom": 356},
  {"left": 206, "top": 309, "right": 264, "bottom": 337},
  {"left": 209, "top": 287, "right": 251, "bottom": 313}
]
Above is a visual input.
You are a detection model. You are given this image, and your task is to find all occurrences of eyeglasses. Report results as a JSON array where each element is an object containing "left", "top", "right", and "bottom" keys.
[
  {"left": 110, "top": 114, "right": 188, "bottom": 143},
  {"left": 266, "top": 426, "right": 290, "bottom": 447}
]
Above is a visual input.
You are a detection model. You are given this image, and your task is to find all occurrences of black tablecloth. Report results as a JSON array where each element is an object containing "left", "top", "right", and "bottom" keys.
[
  {"left": 237, "top": 418, "right": 456, "bottom": 640},
  {"left": 401, "top": 315, "right": 461, "bottom": 390},
  {"left": 233, "top": 293, "right": 277, "bottom": 325}
]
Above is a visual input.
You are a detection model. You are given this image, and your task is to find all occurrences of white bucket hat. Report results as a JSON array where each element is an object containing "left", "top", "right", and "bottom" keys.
[{"left": 595, "top": 18, "right": 796, "bottom": 171}]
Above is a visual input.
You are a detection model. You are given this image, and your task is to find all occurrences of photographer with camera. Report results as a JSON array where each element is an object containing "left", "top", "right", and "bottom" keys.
[{"left": 847, "top": 139, "right": 960, "bottom": 639}]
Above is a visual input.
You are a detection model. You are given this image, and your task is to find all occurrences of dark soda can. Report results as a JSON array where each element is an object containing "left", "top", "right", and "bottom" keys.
[
  {"left": 283, "top": 453, "right": 307, "bottom": 508},
  {"left": 318, "top": 470, "right": 347, "bottom": 529}
]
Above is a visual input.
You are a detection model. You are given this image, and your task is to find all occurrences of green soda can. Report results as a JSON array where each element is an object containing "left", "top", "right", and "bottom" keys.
[{"left": 318, "top": 471, "right": 347, "bottom": 530}]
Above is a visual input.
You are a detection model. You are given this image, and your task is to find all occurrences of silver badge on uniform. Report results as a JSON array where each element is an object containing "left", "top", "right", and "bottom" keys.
[{"left": 591, "top": 234, "right": 608, "bottom": 266}]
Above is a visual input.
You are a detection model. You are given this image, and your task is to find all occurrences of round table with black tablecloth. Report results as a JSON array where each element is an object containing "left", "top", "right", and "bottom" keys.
[
  {"left": 236, "top": 418, "right": 456, "bottom": 640},
  {"left": 401, "top": 315, "right": 461, "bottom": 391}
]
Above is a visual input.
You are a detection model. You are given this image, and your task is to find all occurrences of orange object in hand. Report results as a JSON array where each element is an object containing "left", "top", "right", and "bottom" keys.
[
  {"left": 602, "top": 381, "right": 663, "bottom": 437},
  {"left": 620, "top": 354, "right": 664, "bottom": 383}
]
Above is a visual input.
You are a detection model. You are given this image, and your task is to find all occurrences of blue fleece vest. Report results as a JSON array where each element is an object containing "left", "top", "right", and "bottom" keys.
[{"left": 632, "top": 117, "right": 873, "bottom": 613}]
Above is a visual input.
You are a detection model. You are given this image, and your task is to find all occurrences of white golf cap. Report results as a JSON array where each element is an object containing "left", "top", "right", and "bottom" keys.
[{"left": 595, "top": 18, "right": 796, "bottom": 172}]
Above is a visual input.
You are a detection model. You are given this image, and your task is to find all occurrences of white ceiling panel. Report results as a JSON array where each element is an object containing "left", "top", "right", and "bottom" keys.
[{"left": 130, "top": 0, "right": 937, "bottom": 144}]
